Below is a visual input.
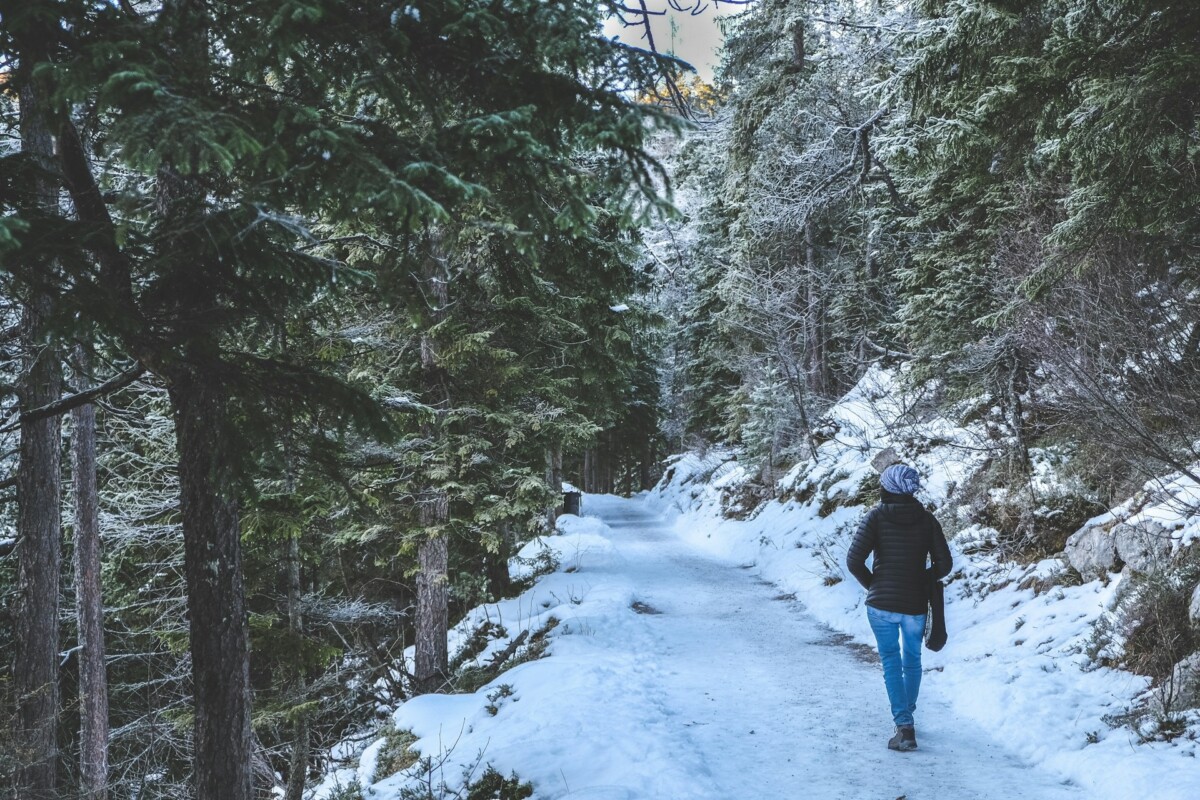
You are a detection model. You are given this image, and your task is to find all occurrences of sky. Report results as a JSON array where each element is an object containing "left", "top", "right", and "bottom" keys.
[{"left": 602, "top": 0, "right": 749, "bottom": 81}]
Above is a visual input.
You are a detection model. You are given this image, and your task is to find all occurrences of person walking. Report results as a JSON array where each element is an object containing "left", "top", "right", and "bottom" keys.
[{"left": 846, "top": 463, "right": 953, "bottom": 751}]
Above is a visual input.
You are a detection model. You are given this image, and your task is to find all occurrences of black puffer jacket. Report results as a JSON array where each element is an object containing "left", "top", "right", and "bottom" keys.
[{"left": 846, "top": 490, "right": 953, "bottom": 615}]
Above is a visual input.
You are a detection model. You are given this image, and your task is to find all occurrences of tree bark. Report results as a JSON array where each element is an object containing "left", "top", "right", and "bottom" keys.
[
  {"left": 414, "top": 494, "right": 449, "bottom": 694},
  {"left": 284, "top": 712, "right": 309, "bottom": 800},
  {"left": 170, "top": 374, "right": 252, "bottom": 800},
  {"left": 609, "top": 442, "right": 616, "bottom": 494},
  {"left": 72, "top": 347, "right": 108, "bottom": 800},
  {"left": 594, "top": 436, "right": 610, "bottom": 494},
  {"left": 13, "top": 22, "right": 63, "bottom": 799}
]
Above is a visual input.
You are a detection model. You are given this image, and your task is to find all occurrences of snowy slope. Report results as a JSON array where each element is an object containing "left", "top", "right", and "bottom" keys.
[
  {"left": 653, "top": 459, "right": 1200, "bottom": 799},
  {"left": 648, "top": 370, "right": 1200, "bottom": 799}
]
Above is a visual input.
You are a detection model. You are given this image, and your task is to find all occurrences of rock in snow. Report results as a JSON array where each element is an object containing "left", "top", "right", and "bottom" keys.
[
  {"left": 1112, "top": 520, "right": 1174, "bottom": 573},
  {"left": 1065, "top": 524, "right": 1119, "bottom": 578},
  {"left": 1189, "top": 581, "right": 1200, "bottom": 627}
]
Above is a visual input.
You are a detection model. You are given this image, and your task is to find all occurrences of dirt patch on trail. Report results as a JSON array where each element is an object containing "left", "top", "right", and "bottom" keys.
[
  {"left": 631, "top": 601, "right": 662, "bottom": 615},
  {"left": 818, "top": 631, "right": 880, "bottom": 665}
]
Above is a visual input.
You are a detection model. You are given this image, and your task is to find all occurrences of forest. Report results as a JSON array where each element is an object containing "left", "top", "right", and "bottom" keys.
[{"left": 2, "top": 0, "right": 1199, "bottom": 798}]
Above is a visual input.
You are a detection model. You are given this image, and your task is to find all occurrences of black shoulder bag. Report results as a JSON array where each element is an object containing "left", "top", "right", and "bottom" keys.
[{"left": 924, "top": 518, "right": 948, "bottom": 651}]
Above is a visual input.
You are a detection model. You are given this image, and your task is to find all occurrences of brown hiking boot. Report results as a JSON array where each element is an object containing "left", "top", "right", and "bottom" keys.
[{"left": 888, "top": 725, "right": 917, "bottom": 751}]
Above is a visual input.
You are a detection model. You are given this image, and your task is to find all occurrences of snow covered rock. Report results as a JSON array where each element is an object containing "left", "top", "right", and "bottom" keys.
[
  {"left": 1189, "top": 582, "right": 1200, "bottom": 628},
  {"left": 1065, "top": 524, "right": 1119, "bottom": 578},
  {"left": 1165, "top": 652, "right": 1200, "bottom": 712},
  {"left": 1066, "top": 519, "right": 1172, "bottom": 577},
  {"left": 1112, "top": 521, "right": 1174, "bottom": 573},
  {"left": 870, "top": 447, "right": 901, "bottom": 473}
]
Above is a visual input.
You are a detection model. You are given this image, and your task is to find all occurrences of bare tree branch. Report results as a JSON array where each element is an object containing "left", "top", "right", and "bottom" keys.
[{"left": 10, "top": 363, "right": 144, "bottom": 429}]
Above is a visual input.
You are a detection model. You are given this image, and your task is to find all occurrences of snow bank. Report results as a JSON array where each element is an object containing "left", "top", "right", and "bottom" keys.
[
  {"left": 310, "top": 514, "right": 664, "bottom": 799},
  {"left": 650, "top": 367, "right": 1200, "bottom": 800}
]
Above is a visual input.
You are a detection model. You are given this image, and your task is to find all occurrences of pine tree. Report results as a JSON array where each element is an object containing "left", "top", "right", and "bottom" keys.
[
  {"left": 662, "top": 0, "right": 907, "bottom": 454},
  {"left": 888, "top": 0, "right": 1061, "bottom": 369}
]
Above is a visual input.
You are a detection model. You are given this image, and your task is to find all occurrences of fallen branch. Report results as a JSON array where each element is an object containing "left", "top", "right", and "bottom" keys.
[{"left": 487, "top": 629, "right": 530, "bottom": 669}]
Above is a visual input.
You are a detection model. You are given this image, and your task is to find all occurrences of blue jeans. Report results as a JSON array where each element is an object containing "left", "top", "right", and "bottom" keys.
[{"left": 867, "top": 606, "right": 926, "bottom": 727}]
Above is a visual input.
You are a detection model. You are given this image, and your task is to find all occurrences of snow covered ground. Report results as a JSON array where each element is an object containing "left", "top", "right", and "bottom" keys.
[
  {"left": 310, "top": 494, "right": 1187, "bottom": 799},
  {"left": 651, "top": 466, "right": 1200, "bottom": 800},
  {"left": 640, "top": 371, "right": 1200, "bottom": 800}
]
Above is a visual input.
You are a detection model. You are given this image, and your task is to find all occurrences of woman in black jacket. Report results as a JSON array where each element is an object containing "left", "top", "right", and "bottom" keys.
[{"left": 846, "top": 463, "right": 953, "bottom": 752}]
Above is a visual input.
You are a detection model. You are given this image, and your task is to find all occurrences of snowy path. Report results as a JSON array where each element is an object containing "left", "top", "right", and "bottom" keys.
[
  {"left": 575, "top": 493, "right": 1082, "bottom": 800},
  {"left": 380, "top": 493, "right": 1090, "bottom": 800}
]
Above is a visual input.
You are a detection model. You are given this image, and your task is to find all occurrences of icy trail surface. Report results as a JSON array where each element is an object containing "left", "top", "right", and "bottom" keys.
[{"left": 570, "top": 493, "right": 1080, "bottom": 800}]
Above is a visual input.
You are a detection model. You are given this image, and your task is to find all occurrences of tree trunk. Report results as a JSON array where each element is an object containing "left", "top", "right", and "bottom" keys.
[
  {"left": 791, "top": 20, "right": 806, "bottom": 69},
  {"left": 639, "top": 440, "right": 653, "bottom": 492},
  {"left": 15, "top": 301, "right": 63, "bottom": 800},
  {"left": 284, "top": 713, "right": 309, "bottom": 800},
  {"left": 803, "top": 220, "right": 828, "bottom": 398},
  {"left": 170, "top": 375, "right": 252, "bottom": 800},
  {"left": 1006, "top": 351, "right": 1032, "bottom": 474},
  {"left": 413, "top": 246, "right": 452, "bottom": 696},
  {"left": 484, "top": 523, "right": 513, "bottom": 600},
  {"left": 545, "top": 445, "right": 563, "bottom": 529},
  {"left": 606, "top": 432, "right": 616, "bottom": 494},
  {"left": 148, "top": 5, "right": 253, "bottom": 793},
  {"left": 14, "top": 25, "right": 63, "bottom": 799},
  {"left": 414, "top": 494, "right": 449, "bottom": 694},
  {"left": 597, "top": 434, "right": 611, "bottom": 494},
  {"left": 72, "top": 347, "right": 108, "bottom": 800},
  {"left": 283, "top": 527, "right": 309, "bottom": 800},
  {"left": 594, "top": 445, "right": 603, "bottom": 494}
]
